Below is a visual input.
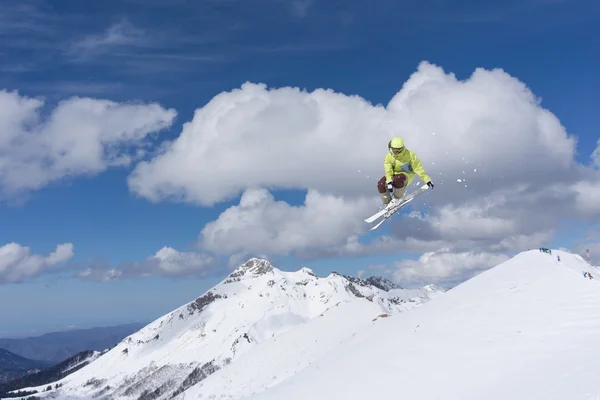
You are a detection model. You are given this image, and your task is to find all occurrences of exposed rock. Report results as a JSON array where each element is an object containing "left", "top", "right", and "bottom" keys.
[
  {"left": 224, "top": 258, "right": 274, "bottom": 283},
  {"left": 187, "top": 291, "right": 223, "bottom": 316}
]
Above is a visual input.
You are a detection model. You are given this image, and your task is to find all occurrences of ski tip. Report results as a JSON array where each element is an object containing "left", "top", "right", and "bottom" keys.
[{"left": 370, "top": 223, "right": 382, "bottom": 231}]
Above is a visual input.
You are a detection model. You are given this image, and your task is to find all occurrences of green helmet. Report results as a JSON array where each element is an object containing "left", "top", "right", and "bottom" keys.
[{"left": 388, "top": 136, "right": 404, "bottom": 150}]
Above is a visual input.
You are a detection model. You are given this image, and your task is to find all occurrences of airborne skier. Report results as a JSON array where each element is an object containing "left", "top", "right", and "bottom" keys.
[
  {"left": 364, "top": 136, "right": 435, "bottom": 230},
  {"left": 377, "top": 136, "right": 434, "bottom": 208}
]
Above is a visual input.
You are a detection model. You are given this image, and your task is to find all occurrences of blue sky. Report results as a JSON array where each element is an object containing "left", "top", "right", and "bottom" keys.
[{"left": 0, "top": 0, "right": 599, "bottom": 338}]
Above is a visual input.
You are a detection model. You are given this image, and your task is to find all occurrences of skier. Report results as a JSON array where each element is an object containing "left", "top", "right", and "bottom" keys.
[{"left": 377, "top": 136, "right": 434, "bottom": 206}]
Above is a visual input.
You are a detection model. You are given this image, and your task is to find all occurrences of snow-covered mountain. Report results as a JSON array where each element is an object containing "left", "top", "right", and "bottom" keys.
[
  {"left": 244, "top": 249, "right": 600, "bottom": 400},
  {"left": 6, "top": 258, "right": 440, "bottom": 400},
  {"left": 10, "top": 251, "right": 600, "bottom": 399}
]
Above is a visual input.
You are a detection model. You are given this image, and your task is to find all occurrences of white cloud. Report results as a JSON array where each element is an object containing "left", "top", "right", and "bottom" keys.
[
  {"left": 71, "top": 19, "right": 145, "bottom": 54},
  {"left": 76, "top": 246, "right": 220, "bottom": 281},
  {"left": 0, "top": 90, "right": 176, "bottom": 200},
  {"left": 383, "top": 191, "right": 558, "bottom": 250},
  {"left": 568, "top": 180, "right": 600, "bottom": 217},
  {"left": 309, "top": 228, "right": 553, "bottom": 262},
  {"left": 127, "top": 81, "right": 389, "bottom": 205},
  {"left": 488, "top": 231, "right": 555, "bottom": 252},
  {"left": 357, "top": 264, "right": 394, "bottom": 280},
  {"left": 126, "top": 61, "right": 598, "bottom": 260},
  {"left": 148, "top": 246, "right": 217, "bottom": 277},
  {"left": 77, "top": 267, "right": 123, "bottom": 283},
  {"left": 593, "top": 139, "right": 600, "bottom": 169},
  {"left": 0, "top": 242, "right": 74, "bottom": 283},
  {"left": 419, "top": 200, "right": 518, "bottom": 240},
  {"left": 128, "top": 61, "right": 581, "bottom": 206},
  {"left": 392, "top": 249, "right": 511, "bottom": 288},
  {"left": 573, "top": 240, "right": 600, "bottom": 267},
  {"left": 197, "top": 188, "right": 372, "bottom": 257}
]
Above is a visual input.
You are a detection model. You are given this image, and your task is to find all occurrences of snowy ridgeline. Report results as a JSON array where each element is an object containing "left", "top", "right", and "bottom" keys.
[
  {"left": 7, "top": 251, "right": 600, "bottom": 400},
  {"left": 6, "top": 258, "right": 440, "bottom": 400}
]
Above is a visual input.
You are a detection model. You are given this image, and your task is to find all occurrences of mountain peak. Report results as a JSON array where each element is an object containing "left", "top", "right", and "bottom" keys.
[
  {"left": 299, "top": 267, "right": 316, "bottom": 277},
  {"left": 338, "top": 274, "right": 403, "bottom": 292},
  {"left": 365, "top": 276, "right": 403, "bottom": 291},
  {"left": 224, "top": 258, "right": 274, "bottom": 283}
]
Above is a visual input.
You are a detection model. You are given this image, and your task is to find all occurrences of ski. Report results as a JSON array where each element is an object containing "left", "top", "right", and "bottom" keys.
[
  {"left": 369, "top": 195, "right": 418, "bottom": 230},
  {"left": 365, "top": 184, "right": 430, "bottom": 230},
  {"left": 364, "top": 207, "right": 389, "bottom": 224}
]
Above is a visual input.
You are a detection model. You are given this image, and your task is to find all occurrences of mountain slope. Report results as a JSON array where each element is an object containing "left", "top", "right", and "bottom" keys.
[
  {"left": 0, "top": 350, "right": 103, "bottom": 397},
  {"left": 9, "top": 258, "right": 441, "bottom": 400},
  {"left": 177, "top": 297, "right": 396, "bottom": 399},
  {"left": 0, "top": 349, "right": 51, "bottom": 384},
  {"left": 247, "top": 250, "right": 600, "bottom": 400},
  {"left": 0, "top": 323, "right": 145, "bottom": 363}
]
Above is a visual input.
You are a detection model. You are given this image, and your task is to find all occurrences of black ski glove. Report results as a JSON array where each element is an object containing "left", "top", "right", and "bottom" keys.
[
  {"left": 427, "top": 181, "right": 434, "bottom": 189},
  {"left": 387, "top": 182, "right": 394, "bottom": 193}
]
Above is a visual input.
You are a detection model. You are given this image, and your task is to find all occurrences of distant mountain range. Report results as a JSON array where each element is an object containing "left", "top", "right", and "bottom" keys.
[
  {"left": 0, "top": 323, "right": 146, "bottom": 364},
  {"left": 0, "top": 350, "right": 103, "bottom": 397},
  {"left": 0, "top": 348, "right": 52, "bottom": 385}
]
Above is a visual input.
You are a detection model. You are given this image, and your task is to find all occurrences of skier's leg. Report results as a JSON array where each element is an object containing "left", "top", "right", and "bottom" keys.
[
  {"left": 392, "top": 173, "right": 408, "bottom": 201},
  {"left": 377, "top": 176, "right": 391, "bottom": 204}
]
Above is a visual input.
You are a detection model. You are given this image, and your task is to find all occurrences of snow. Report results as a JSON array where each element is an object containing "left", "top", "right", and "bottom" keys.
[
  {"left": 10, "top": 250, "right": 600, "bottom": 400},
  {"left": 10, "top": 258, "right": 439, "bottom": 400},
  {"left": 247, "top": 249, "right": 600, "bottom": 400},
  {"left": 178, "top": 299, "right": 385, "bottom": 399},
  {"left": 60, "top": 351, "right": 104, "bottom": 376}
]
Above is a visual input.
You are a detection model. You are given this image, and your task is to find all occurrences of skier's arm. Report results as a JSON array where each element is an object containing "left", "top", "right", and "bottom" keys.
[
  {"left": 410, "top": 151, "right": 432, "bottom": 183},
  {"left": 384, "top": 153, "right": 394, "bottom": 182}
]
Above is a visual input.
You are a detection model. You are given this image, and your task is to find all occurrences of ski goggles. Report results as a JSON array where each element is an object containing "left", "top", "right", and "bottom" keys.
[{"left": 391, "top": 147, "right": 404, "bottom": 154}]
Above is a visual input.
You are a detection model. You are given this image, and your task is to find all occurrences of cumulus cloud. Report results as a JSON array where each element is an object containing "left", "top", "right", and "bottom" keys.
[
  {"left": 197, "top": 188, "right": 373, "bottom": 257},
  {"left": 127, "top": 81, "right": 389, "bottom": 205},
  {"left": 392, "top": 249, "right": 511, "bottom": 288},
  {"left": 0, "top": 242, "right": 74, "bottom": 283},
  {"left": 126, "top": 61, "right": 598, "bottom": 261},
  {"left": 309, "top": 228, "right": 553, "bottom": 262},
  {"left": 568, "top": 180, "right": 600, "bottom": 218},
  {"left": 76, "top": 246, "right": 222, "bottom": 282},
  {"left": 573, "top": 235, "right": 600, "bottom": 267},
  {"left": 0, "top": 89, "right": 176, "bottom": 200},
  {"left": 127, "top": 62, "right": 580, "bottom": 205},
  {"left": 384, "top": 191, "right": 558, "bottom": 251}
]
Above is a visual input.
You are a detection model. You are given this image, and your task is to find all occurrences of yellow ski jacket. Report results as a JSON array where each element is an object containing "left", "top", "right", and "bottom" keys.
[{"left": 384, "top": 149, "right": 431, "bottom": 185}]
